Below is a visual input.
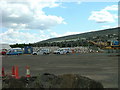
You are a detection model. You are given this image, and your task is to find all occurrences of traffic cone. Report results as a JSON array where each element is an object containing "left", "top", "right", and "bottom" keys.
[
  {"left": 26, "top": 66, "right": 31, "bottom": 78},
  {"left": 2, "top": 67, "right": 5, "bottom": 77},
  {"left": 12, "top": 66, "right": 15, "bottom": 78},
  {"left": 15, "top": 66, "right": 19, "bottom": 79}
]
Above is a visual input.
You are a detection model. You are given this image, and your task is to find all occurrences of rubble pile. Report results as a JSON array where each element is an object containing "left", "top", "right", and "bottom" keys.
[{"left": 2, "top": 73, "right": 103, "bottom": 89}]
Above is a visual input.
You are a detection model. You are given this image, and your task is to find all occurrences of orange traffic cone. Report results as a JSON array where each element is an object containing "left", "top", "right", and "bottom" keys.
[
  {"left": 26, "top": 66, "right": 31, "bottom": 78},
  {"left": 15, "top": 66, "right": 19, "bottom": 79},
  {"left": 2, "top": 67, "right": 5, "bottom": 77},
  {"left": 12, "top": 66, "right": 15, "bottom": 78}
]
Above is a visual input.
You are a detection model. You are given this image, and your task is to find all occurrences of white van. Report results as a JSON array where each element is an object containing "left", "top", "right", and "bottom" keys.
[
  {"left": 33, "top": 49, "right": 50, "bottom": 55},
  {"left": 53, "top": 48, "right": 72, "bottom": 54}
]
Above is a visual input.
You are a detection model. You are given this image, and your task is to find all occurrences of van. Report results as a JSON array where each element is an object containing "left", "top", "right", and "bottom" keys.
[
  {"left": 6, "top": 48, "right": 23, "bottom": 55},
  {"left": 33, "top": 49, "right": 50, "bottom": 55},
  {"left": 53, "top": 48, "right": 72, "bottom": 54}
]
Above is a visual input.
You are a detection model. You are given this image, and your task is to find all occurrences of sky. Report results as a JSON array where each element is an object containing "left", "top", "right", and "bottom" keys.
[{"left": 0, "top": 0, "right": 118, "bottom": 44}]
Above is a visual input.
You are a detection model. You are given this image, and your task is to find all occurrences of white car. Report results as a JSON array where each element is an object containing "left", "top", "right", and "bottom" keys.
[
  {"left": 53, "top": 48, "right": 72, "bottom": 54},
  {"left": 33, "top": 49, "right": 50, "bottom": 55}
]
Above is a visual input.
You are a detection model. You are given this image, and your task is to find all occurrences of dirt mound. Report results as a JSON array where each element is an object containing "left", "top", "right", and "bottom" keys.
[{"left": 2, "top": 73, "right": 103, "bottom": 89}]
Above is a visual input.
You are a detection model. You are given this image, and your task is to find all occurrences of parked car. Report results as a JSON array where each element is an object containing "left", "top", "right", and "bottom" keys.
[
  {"left": 53, "top": 48, "right": 72, "bottom": 54},
  {"left": 6, "top": 48, "right": 23, "bottom": 55},
  {"left": 33, "top": 49, "right": 50, "bottom": 55}
]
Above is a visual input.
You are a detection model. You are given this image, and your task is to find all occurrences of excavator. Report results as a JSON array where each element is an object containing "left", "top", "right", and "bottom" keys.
[
  {"left": 88, "top": 40, "right": 108, "bottom": 48},
  {"left": 88, "top": 40, "right": 120, "bottom": 49}
]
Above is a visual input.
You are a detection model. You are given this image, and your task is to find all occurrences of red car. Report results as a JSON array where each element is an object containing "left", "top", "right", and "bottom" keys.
[{"left": 1, "top": 49, "right": 7, "bottom": 55}]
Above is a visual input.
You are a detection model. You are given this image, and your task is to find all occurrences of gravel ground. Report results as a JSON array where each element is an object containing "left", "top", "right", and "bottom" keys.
[{"left": 2, "top": 53, "right": 118, "bottom": 88}]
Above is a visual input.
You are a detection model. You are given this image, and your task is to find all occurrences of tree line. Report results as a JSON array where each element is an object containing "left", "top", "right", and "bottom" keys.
[{"left": 10, "top": 40, "right": 95, "bottom": 48}]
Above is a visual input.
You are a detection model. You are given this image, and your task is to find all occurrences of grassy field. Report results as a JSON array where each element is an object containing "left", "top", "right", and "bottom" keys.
[{"left": 2, "top": 53, "right": 118, "bottom": 88}]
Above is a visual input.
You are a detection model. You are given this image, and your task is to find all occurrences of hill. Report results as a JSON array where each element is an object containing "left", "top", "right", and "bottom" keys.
[
  {"left": 10, "top": 27, "right": 119, "bottom": 48},
  {"left": 36, "top": 27, "right": 119, "bottom": 43}
]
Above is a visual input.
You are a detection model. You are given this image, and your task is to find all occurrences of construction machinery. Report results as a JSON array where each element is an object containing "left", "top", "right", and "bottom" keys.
[
  {"left": 88, "top": 40, "right": 120, "bottom": 49},
  {"left": 105, "top": 40, "right": 120, "bottom": 49},
  {"left": 88, "top": 40, "right": 108, "bottom": 48}
]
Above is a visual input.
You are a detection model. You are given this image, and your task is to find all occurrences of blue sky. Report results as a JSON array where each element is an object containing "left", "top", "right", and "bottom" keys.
[
  {"left": 44, "top": 2, "right": 118, "bottom": 34},
  {"left": 0, "top": 1, "right": 118, "bottom": 44}
]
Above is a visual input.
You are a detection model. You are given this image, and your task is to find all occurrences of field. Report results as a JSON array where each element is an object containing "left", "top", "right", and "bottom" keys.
[{"left": 2, "top": 53, "right": 118, "bottom": 88}]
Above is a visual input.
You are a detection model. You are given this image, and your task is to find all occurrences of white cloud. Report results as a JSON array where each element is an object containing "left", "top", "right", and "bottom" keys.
[
  {"left": 88, "top": 10, "right": 115, "bottom": 23},
  {"left": 0, "top": 0, "right": 67, "bottom": 44},
  {"left": 77, "top": 0, "right": 82, "bottom": 4},
  {"left": 62, "top": 32, "right": 81, "bottom": 36},
  {"left": 103, "top": 5, "right": 118, "bottom": 11},
  {"left": 101, "top": 25, "right": 118, "bottom": 29},
  {"left": 49, "top": 31, "right": 82, "bottom": 37},
  {"left": 50, "top": 32, "right": 59, "bottom": 37},
  {"left": 0, "top": 0, "right": 66, "bottom": 30},
  {"left": 0, "top": 29, "right": 82, "bottom": 44},
  {"left": 88, "top": 5, "right": 118, "bottom": 23},
  {"left": 101, "top": 25, "right": 111, "bottom": 29},
  {"left": 0, "top": 29, "right": 51, "bottom": 44}
]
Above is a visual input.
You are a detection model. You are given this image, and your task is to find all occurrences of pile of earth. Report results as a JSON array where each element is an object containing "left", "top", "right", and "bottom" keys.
[{"left": 2, "top": 73, "right": 103, "bottom": 89}]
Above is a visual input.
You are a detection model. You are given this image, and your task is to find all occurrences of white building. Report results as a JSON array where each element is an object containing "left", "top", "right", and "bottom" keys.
[{"left": 0, "top": 44, "right": 11, "bottom": 50}]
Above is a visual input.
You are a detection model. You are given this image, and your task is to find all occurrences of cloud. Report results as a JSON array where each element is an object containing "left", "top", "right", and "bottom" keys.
[
  {"left": 0, "top": 0, "right": 67, "bottom": 44},
  {"left": 88, "top": 5, "right": 118, "bottom": 23},
  {"left": 0, "top": 29, "right": 51, "bottom": 44},
  {"left": 0, "top": 28, "right": 82, "bottom": 44},
  {"left": 101, "top": 25, "right": 118, "bottom": 29},
  {"left": 76, "top": 0, "right": 82, "bottom": 4},
  {"left": 88, "top": 10, "right": 115, "bottom": 23},
  {"left": 101, "top": 25, "right": 111, "bottom": 29},
  {"left": 62, "top": 32, "right": 81, "bottom": 36},
  {"left": 0, "top": 0, "right": 66, "bottom": 30},
  {"left": 103, "top": 5, "right": 118, "bottom": 11},
  {"left": 26, "top": 15, "right": 65, "bottom": 30},
  {"left": 49, "top": 31, "right": 82, "bottom": 37}
]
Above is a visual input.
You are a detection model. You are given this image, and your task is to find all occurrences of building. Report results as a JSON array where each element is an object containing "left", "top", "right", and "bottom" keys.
[{"left": 0, "top": 44, "right": 11, "bottom": 50}]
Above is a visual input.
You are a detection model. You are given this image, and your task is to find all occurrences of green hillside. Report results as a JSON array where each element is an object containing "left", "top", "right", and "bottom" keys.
[
  {"left": 10, "top": 27, "right": 119, "bottom": 48},
  {"left": 32, "top": 27, "right": 119, "bottom": 48},
  {"left": 36, "top": 27, "right": 119, "bottom": 43}
]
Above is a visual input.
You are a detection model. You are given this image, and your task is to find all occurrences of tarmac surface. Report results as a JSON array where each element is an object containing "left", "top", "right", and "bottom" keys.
[{"left": 2, "top": 53, "right": 118, "bottom": 88}]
